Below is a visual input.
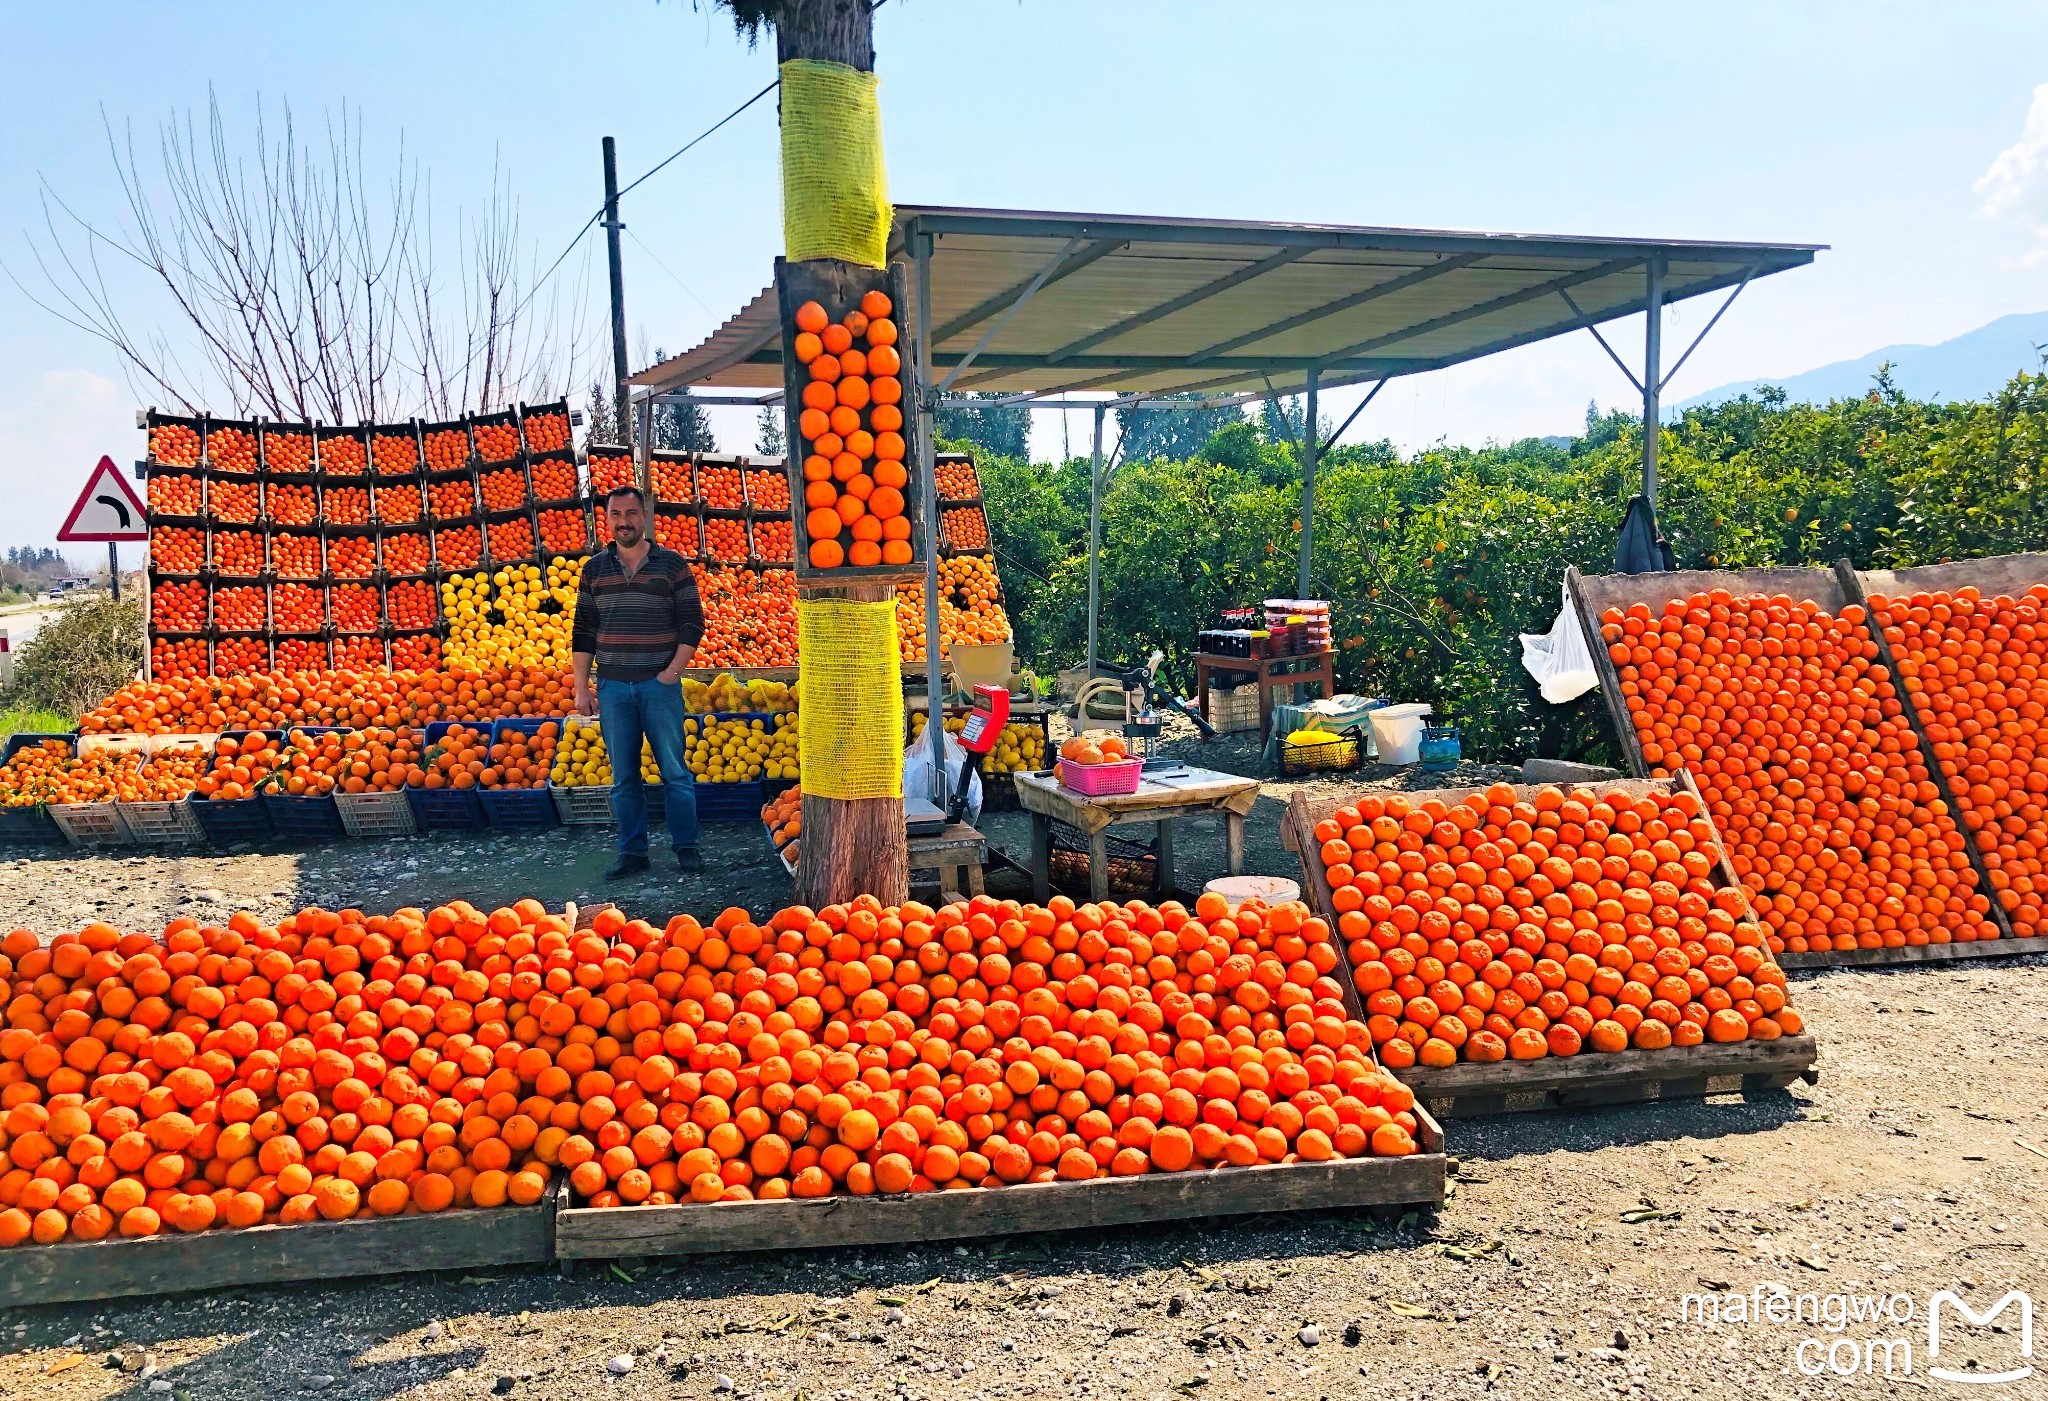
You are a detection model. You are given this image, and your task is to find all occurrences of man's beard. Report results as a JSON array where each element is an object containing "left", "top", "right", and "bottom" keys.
[{"left": 613, "top": 523, "right": 642, "bottom": 546}]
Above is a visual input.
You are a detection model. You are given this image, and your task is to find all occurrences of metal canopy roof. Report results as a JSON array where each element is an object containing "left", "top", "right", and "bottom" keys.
[{"left": 629, "top": 204, "right": 1821, "bottom": 404}]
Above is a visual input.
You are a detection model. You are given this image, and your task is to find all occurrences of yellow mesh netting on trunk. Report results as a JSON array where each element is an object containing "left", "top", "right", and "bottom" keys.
[
  {"left": 797, "top": 597, "right": 902, "bottom": 799},
  {"left": 781, "top": 59, "right": 892, "bottom": 269}
]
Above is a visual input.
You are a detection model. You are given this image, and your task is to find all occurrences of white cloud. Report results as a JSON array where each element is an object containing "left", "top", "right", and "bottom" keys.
[{"left": 1976, "top": 83, "right": 2048, "bottom": 219}]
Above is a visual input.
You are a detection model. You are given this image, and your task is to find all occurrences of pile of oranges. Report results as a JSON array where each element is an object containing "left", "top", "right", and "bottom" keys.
[
  {"left": 387, "top": 579, "right": 436, "bottom": 630},
  {"left": 936, "top": 459, "right": 979, "bottom": 500},
  {"left": 267, "top": 431, "right": 314, "bottom": 474},
  {"left": 374, "top": 481, "right": 422, "bottom": 526},
  {"left": 151, "top": 528, "right": 203, "bottom": 575},
  {"left": 792, "top": 291, "right": 913, "bottom": 571},
  {"left": 699, "top": 465, "right": 744, "bottom": 510},
  {"left": 328, "top": 535, "right": 376, "bottom": 579},
  {"left": 271, "top": 533, "right": 321, "bottom": 580},
  {"left": 268, "top": 482, "right": 316, "bottom": 528},
  {"left": 436, "top": 525, "right": 483, "bottom": 572},
  {"left": 270, "top": 583, "right": 323, "bottom": 633},
  {"left": 318, "top": 433, "right": 367, "bottom": 477},
  {"left": 85, "top": 666, "right": 573, "bottom": 737},
  {"left": 488, "top": 516, "right": 536, "bottom": 566},
  {"left": 212, "top": 531, "right": 263, "bottom": 578},
  {"left": 475, "top": 421, "right": 520, "bottom": 463},
  {"left": 209, "top": 479, "right": 259, "bottom": 525},
  {"left": 0, "top": 741, "right": 213, "bottom": 808},
  {"left": 480, "top": 468, "right": 529, "bottom": 513},
  {"left": 371, "top": 432, "right": 418, "bottom": 477},
  {"left": 382, "top": 532, "right": 430, "bottom": 577},
  {"left": 151, "top": 580, "right": 205, "bottom": 632},
  {"left": 943, "top": 506, "right": 990, "bottom": 552},
  {"left": 481, "top": 722, "right": 559, "bottom": 789},
  {"left": 390, "top": 635, "right": 441, "bottom": 672},
  {"left": 1607, "top": 590, "right": 1998, "bottom": 953},
  {"left": 1874, "top": 583, "right": 2048, "bottom": 940},
  {"left": 339, "top": 728, "right": 427, "bottom": 792},
  {"left": 751, "top": 519, "right": 794, "bottom": 564},
  {"left": 654, "top": 513, "right": 698, "bottom": 556},
  {"left": 524, "top": 411, "right": 571, "bottom": 454},
  {"left": 324, "top": 485, "right": 370, "bottom": 527},
  {"left": 212, "top": 586, "right": 265, "bottom": 632},
  {"left": 0, "top": 888, "right": 1420, "bottom": 1250},
  {"left": 531, "top": 458, "right": 578, "bottom": 503},
  {"left": 1312, "top": 783, "right": 1801, "bottom": 1067},
  {"left": 895, "top": 556, "right": 1013, "bottom": 661},
  {"left": 152, "top": 637, "right": 209, "bottom": 680},
  {"left": 538, "top": 508, "right": 591, "bottom": 555},
  {"left": 707, "top": 517, "right": 748, "bottom": 563},
  {"left": 214, "top": 637, "right": 270, "bottom": 673},
  {"left": 334, "top": 636, "right": 385, "bottom": 671},
  {"left": 692, "top": 566, "right": 799, "bottom": 670},
  {"left": 331, "top": 584, "right": 380, "bottom": 634},
  {"left": 589, "top": 453, "right": 634, "bottom": 496},
  {"left": 148, "top": 423, "right": 200, "bottom": 467},
  {"left": 425, "top": 428, "right": 470, "bottom": 472},
  {"left": 208, "top": 426, "right": 258, "bottom": 475},
  {"left": 421, "top": 723, "right": 492, "bottom": 791},
  {"left": 148, "top": 474, "right": 201, "bottom": 519},
  {"left": 652, "top": 459, "right": 693, "bottom": 505},
  {"left": 0, "top": 741, "right": 88, "bottom": 807},
  {"left": 746, "top": 466, "right": 790, "bottom": 512},
  {"left": 192, "top": 731, "right": 292, "bottom": 801},
  {"left": 274, "top": 638, "right": 327, "bottom": 671},
  {"left": 134, "top": 744, "right": 210, "bottom": 801},
  {"left": 429, "top": 478, "right": 478, "bottom": 521},
  {"left": 762, "top": 785, "right": 801, "bottom": 852}
]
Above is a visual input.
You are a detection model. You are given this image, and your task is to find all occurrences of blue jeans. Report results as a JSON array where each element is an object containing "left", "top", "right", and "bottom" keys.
[{"left": 596, "top": 675, "right": 699, "bottom": 857}]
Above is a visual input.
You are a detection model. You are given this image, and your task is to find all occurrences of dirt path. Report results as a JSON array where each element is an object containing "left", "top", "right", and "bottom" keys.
[{"left": 3, "top": 753, "right": 2044, "bottom": 1399}]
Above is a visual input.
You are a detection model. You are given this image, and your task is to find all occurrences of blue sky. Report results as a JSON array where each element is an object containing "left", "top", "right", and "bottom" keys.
[{"left": 6, "top": 1, "right": 2048, "bottom": 560}]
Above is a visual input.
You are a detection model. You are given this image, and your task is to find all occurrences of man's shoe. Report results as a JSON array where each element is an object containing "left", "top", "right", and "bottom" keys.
[
  {"left": 674, "top": 847, "right": 704, "bottom": 873},
  {"left": 605, "top": 854, "right": 650, "bottom": 882}
]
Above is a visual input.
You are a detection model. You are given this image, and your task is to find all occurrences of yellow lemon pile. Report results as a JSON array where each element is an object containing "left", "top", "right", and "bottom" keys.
[
  {"left": 548, "top": 716, "right": 662, "bottom": 788},
  {"left": 442, "top": 558, "right": 584, "bottom": 671}
]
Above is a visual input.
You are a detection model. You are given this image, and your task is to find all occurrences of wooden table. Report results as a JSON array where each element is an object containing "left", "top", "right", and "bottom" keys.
[
  {"left": 1013, "top": 766, "right": 1262, "bottom": 903},
  {"left": 908, "top": 821, "right": 987, "bottom": 902},
  {"left": 1194, "top": 650, "right": 1335, "bottom": 741}
]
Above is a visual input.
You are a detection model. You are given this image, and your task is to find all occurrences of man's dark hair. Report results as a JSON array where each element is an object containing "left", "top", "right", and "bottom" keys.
[{"left": 604, "top": 484, "right": 647, "bottom": 509}]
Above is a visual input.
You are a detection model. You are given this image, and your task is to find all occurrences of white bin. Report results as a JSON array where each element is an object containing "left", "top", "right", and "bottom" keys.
[{"left": 1367, "top": 703, "right": 1433, "bottom": 765}]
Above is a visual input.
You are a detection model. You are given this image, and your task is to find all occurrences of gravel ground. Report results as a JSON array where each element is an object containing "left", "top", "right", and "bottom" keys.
[{"left": 4, "top": 734, "right": 2044, "bottom": 1399}]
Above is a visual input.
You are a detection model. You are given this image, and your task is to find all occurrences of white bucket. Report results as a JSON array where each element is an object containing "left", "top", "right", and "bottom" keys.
[
  {"left": 1367, "top": 703, "right": 1433, "bottom": 765},
  {"left": 1203, "top": 874, "right": 1301, "bottom": 909}
]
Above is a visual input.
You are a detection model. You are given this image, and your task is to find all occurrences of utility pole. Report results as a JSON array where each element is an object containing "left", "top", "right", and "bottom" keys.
[
  {"left": 602, "top": 137, "right": 632, "bottom": 446},
  {"left": 1642, "top": 256, "right": 1665, "bottom": 507}
]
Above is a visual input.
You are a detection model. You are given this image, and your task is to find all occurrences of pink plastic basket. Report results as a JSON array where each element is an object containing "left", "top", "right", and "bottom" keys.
[{"left": 1057, "top": 756, "right": 1144, "bottom": 796}]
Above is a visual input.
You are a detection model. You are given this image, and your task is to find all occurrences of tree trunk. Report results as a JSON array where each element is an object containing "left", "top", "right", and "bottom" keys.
[
  {"left": 779, "top": 0, "right": 905, "bottom": 909},
  {"left": 774, "top": 0, "right": 873, "bottom": 69}
]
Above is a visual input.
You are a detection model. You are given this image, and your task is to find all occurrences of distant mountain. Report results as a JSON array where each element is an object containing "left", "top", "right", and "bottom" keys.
[{"left": 1676, "top": 310, "right": 2048, "bottom": 412}]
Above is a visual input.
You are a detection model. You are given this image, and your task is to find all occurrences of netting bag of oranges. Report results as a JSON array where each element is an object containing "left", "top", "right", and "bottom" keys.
[{"left": 1311, "top": 782, "right": 1802, "bottom": 1069}]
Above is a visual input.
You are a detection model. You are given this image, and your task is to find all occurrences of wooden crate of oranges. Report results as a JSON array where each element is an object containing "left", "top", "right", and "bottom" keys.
[
  {"left": 1284, "top": 779, "right": 1818, "bottom": 1118},
  {"left": 1567, "top": 562, "right": 2015, "bottom": 969}
]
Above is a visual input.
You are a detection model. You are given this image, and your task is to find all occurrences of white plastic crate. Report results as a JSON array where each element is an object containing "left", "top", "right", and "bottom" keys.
[
  {"left": 118, "top": 799, "right": 204, "bottom": 844},
  {"left": 335, "top": 790, "right": 418, "bottom": 839},
  {"left": 49, "top": 801, "right": 130, "bottom": 846},
  {"left": 550, "top": 784, "right": 614, "bottom": 826}
]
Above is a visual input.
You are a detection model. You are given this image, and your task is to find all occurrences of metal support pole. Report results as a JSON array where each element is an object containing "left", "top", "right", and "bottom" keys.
[
  {"left": 108, "top": 543, "right": 120, "bottom": 602},
  {"left": 602, "top": 138, "right": 632, "bottom": 446},
  {"left": 1298, "top": 369, "right": 1318, "bottom": 598},
  {"left": 633, "top": 397, "right": 652, "bottom": 495},
  {"left": 1642, "top": 256, "right": 1664, "bottom": 507},
  {"left": 1086, "top": 404, "right": 1105, "bottom": 678},
  {"left": 915, "top": 237, "right": 947, "bottom": 805}
]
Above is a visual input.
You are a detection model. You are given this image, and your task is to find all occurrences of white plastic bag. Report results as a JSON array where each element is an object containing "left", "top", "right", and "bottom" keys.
[
  {"left": 1520, "top": 581, "right": 1599, "bottom": 704},
  {"left": 902, "top": 727, "right": 983, "bottom": 823}
]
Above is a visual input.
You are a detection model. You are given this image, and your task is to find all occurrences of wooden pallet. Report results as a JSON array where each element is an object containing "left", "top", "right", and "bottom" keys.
[
  {"left": 1779, "top": 936, "right": 2048, "bottom": 970},
  {"left": 553, "top": 1113, "right": 1446, "bottom": 1261},
  {"left": 1393, "top": 1035, "right": 1818, "bottom": 1118},
  {"left": 0, "top": 1191, "right": 560, "bottom": 1307}
]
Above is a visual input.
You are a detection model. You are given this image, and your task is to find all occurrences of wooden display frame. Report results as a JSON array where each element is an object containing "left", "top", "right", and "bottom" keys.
[{"left": 775, "top": 257, "right": 928, "bottom": 587}]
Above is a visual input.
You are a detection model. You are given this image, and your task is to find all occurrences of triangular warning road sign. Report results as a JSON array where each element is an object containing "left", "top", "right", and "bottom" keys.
[{"left": 59, "top": 455, "right": 150, "bottom": 542}]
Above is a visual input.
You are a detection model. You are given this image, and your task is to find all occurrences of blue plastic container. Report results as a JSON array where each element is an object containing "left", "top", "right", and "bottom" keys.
[
  {"left": 408, "top": 721, "right": 490, "bottom": 831},
  {"left": 476, "top": 716, "right": 563, "bottom": 830}
]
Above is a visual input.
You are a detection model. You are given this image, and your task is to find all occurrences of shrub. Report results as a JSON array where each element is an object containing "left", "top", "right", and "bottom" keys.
[{"left": 3, "top": 592, "right": 143, "bottom": 720}]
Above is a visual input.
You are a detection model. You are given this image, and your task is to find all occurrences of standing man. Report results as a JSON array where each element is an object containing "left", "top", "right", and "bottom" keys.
[{"left": 572, "top": 484, "right": 706, "bottom": 879}]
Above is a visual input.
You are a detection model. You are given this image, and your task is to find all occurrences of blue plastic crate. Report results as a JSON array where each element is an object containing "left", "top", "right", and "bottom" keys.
[
  {"left": 694, "top": 778, "right": 764, "bottom": 823},
  {"left": 0, "top": 733, "right": 71, "bottom": 843},
  {"left": 473, "top": 716, "right": 562, "bottom": 829},
  {"left": 264, "top": 791, "right": 345, "bottom": 841},
  {"left": 187, "top": 793, "right": 273, "bottom": 845}
]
